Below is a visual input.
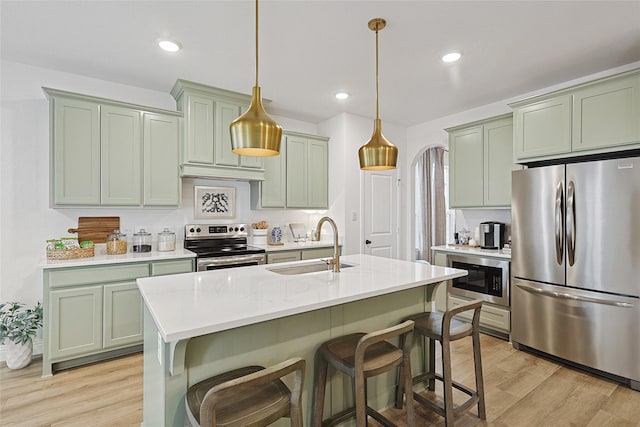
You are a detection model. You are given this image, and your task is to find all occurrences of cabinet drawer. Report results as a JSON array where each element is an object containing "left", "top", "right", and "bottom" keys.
[
  {"left": 150, "top": 259, "right": 194, "bottom": 276},
  {"left": 48, "top": 263, "right": 150, "bottom": 288},
  {"left": 267, "top": 251, "right": 302, "bottom": 264},
  {"left": 301, "top": 247, "right": 335, "bottom": 260},
  {"left": 448, "top": 295, "right": 510, "bottom": 332}
]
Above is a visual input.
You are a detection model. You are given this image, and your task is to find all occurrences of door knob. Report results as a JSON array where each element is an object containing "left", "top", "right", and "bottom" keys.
[{"left": 365, "top": 240, "right": 372, "bottom": 244}]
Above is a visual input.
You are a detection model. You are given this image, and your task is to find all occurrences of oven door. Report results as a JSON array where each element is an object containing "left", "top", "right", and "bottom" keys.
[
  {"left": 197, "top": 253, "right": 266, "bottom": 271},
  {"left": 448, "top": 255, "right": 510, "bottom": 307}
]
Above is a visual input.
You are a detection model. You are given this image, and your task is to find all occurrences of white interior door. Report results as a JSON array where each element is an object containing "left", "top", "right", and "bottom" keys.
[{"left": 362, "top": 170, "right": 398, "bottom": 258}]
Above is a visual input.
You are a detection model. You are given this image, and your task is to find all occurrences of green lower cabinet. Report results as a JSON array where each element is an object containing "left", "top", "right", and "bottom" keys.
[
  {"left": 43, "top": 257, "right": 194, "bottom": 376},
  {"left": 49, "top": 285, "right": 103, "bottom": 360},
  {"left": 103, "top": 282, "right": 143, "bottom": 349},
  {"left": 300, "top": 247, "right": 334, "bottom": 260},
  {"left": 266, "top": 250, "right": 302, "bottom": 264},
  {"left": 448, "top": 294, "right": 510, "bottom": 334}
]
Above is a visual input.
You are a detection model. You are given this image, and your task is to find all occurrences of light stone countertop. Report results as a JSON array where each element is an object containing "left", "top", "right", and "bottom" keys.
[
  {"left": 42, "top": 244, "right": 196, "bottom": 269},
  {"left": 431, "top": 244, "right": 511, "bottom": 260},
  {"left": 137, "top": 253, "right": 467, "bottom": 342}
]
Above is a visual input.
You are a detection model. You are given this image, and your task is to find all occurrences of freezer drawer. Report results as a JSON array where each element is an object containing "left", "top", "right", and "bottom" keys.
[{"left": 512, "top": 278, "right": 640, "bottom": 386}]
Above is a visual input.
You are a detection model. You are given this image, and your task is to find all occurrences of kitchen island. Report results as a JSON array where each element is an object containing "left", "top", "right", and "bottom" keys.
[{"left": 137, "top": 254, "right": 466, "bottom": 426}]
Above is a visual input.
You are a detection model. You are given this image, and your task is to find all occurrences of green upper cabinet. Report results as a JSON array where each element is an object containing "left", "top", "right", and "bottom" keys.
[
  {"left": 101, "top": 105, "right": 142, "bottom": 206},
  {"left": 45, "top": 88, "right": 182, "bottom": 208},
  {"left": 171, "top": 79, "right": 265, "bottom": 181},
  {"left": 143, "top": 113, "right": 180, "bottom": 206},
  {"left": 51, "top": 97, "right": 101, "bottom": 205},
  {"left": 447, "top": 114, "right": 514, "bottom": 209},
  {"left": 510, "top": 68, "right": 640, "bottom": 163},
  {"left": 251, "top": 130, "right": 329, "bottom": 209}
]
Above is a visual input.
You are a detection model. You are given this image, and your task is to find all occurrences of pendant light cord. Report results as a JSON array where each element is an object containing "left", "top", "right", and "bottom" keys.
[
  {"left": 255, "top": 0, "right": 259, "bottom": 87},
  {"left": 375, "top": 25, "right": 380, "bottom": 120}
]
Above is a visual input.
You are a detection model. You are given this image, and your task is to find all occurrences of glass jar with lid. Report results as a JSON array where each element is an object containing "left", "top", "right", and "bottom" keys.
[
  {"left": 157, "top": 227, "right": 176, "bottom": 252},
  {"left": 132, "top": 228, "right": 152, "bottom": 253},
  {"left": 106, "top": 229, "right": 127, "bottom": 255}
]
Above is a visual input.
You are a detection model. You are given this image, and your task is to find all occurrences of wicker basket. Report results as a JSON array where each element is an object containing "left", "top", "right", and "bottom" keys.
[{"left": 46, "top": 247, "right": 95, "bottom": 260}]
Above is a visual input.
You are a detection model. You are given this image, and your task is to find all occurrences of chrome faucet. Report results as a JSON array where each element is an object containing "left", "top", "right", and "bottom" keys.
[{"left": 315, "top": 216, "right": 340, "bottom": 272}]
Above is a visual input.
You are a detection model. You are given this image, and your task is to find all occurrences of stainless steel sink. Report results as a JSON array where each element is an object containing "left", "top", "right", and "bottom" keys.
[{"left": 267, "top": 261, "right": 354, "bottom": 275}]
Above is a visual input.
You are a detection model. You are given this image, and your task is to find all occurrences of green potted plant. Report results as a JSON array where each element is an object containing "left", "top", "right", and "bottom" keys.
[{"left": 0, "top": 301, "right": 43, "bottom": 369}]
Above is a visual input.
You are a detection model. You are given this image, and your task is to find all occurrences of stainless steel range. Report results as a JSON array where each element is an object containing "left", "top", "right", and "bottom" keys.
[{"left": 184, "top": 223, "right": 266, "bottom": 271}]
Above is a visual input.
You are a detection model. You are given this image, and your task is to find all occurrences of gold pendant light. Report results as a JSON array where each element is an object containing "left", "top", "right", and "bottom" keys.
[
  {"left": 358, "top": 18, "right": 398, "bottom": 170},
  {"left": 230, "top": 0, "right": 282, "bottom": 157}
]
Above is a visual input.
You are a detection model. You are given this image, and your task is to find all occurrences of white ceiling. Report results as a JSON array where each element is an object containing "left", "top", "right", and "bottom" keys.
[{"left": 2, "top": 1, "right": 640, "bottom": 126}]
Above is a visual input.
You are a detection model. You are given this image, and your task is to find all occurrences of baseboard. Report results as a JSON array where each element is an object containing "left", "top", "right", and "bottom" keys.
[{"left": 0, "top": 337, "right": 44, "bottom": 362}]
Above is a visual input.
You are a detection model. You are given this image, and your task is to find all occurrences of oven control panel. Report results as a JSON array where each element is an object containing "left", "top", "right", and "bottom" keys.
[{"left": 185, "top": 223, "right": 248, "bottom": 239}]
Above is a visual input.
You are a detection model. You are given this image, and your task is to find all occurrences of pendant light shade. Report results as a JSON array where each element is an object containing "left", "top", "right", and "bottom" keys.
[
  {"left": 359, "top": 18, "right": 398, "bottom": 170},
  {"left": 230, "top": 0, "right": 282, "bottom": 157}
]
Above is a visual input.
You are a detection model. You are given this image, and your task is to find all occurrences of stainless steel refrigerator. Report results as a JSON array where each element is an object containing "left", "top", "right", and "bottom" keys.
[{"left": 511, "top": 156, "right": 640, "bottom": 391}]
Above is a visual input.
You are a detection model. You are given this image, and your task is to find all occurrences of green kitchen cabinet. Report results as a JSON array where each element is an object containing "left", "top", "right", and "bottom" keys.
[
  {"left": 510, "top": 68, "right": 640, "bottom": 162},
  {"left": 43, "top": 257, "right": 194, "bottom": 376},
  {"left": 300, "top": 247, "right": 334, "bottom": 260},
  {"left": 49, "top": 285, "right": 103, "bottom": 361},
  {"left": 448, "top": 294, "right": 511, "bottom": 335},
  {"left": 251, "top": 130, "right": 329, "bottom": 209},
  {"left": 45, "top": 88, "right": 182, "bottom": 208},
  {"left": 103, "top": 282, "right": 142, "bottom": 349},
  {"left": 101, "top": 105, "right": 142, "bottom": 206},
  {"left": 266, "top": 247, "right": 338, "bottom": 264},
  {"left": 447, "top": 114, "right": 514, "bottom": 208},
  {"left": 266, "top": 250, "right": 302, "bottom": 264},
  {"left": 171, "top": 79, "right": 265, "bottom": 180},
  {"left": 143, "top": 113, "right": 180, "bottom": 206},
  {"left": 513, "top": 95, "right": 572, "bottom": 161},
  {"left": 50, "top": 97, "right": 101, "bottom": 206}
]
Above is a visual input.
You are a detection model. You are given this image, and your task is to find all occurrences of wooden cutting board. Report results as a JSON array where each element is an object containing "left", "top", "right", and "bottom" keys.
[{"left": 68, "top": 216, "right": 120, "bottom": 244}]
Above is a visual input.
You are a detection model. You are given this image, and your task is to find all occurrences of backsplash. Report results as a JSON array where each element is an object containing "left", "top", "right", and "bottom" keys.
[{"left": 454, "top": 209, "right": 512, "bottom": 244}]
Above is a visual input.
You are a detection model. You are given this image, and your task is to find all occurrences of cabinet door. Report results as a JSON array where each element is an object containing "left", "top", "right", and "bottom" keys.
[
  {"left": 449, "top": 294, "right": 510, "bottom": 333},
  {"left": 483, "top": 118, "right": 513, "bottom": 207},
  {"left": 101, "top": 105, "right": 142, "bottom": 205},
  {"left": 214, "top": 101, "right": 242, "bottom": 167},
  {"left": 301, "top": 247, "right": 334, "bottom": 260},
  {"left": 52, "top": 97, "right": 100, "bottom": 205},
  {"left": 143, "top": 113, "right": 180, "bottom": 206},
  {"left": 449, "top": 126, "right": 484, "bottom": 208},
  {"left": 307, "top": 139, "right": 328, "bottom": 208},
  {"left": 267, "top": 251, "right": 302, "bottom": 264},
  {"left": 260, "top": 141, "right": 287, "bottom": 208},
  {"left": 514, "top": 95, "right": 571, "bottom": 160},
  {"left": 185, "top": 94, "right": 214, "bottom": 164},
  {"left": 150, "top": 259, "right": 194, "bottom": 276},
  {"left": 573, "top": 75, "right": 640, "bottom": 151},
  {"left": 286, "top": 135, "right": 309, "bottom": 208},
  {"left": 49, "top": 286, "right": 102, "bottom": 360},
  {"left": 103, "top": 282, "right": 143, "bottom": 349}
]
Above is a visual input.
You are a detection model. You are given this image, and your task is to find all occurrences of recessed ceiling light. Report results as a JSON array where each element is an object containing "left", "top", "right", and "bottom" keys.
[
  {"left": 441, "top": 51, "right": 462, "bottom": 63},
  {"left": 157, "top": 39, "right": 182, "bottom": 53},
  {"left": 335, "top": 92, "right": 350, "bottom": 100}
]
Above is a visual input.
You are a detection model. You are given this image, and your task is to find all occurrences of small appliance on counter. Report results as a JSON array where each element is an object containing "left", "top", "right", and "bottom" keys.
[{"left": 479, "top": 221, "right": 505, "bottom": 249}]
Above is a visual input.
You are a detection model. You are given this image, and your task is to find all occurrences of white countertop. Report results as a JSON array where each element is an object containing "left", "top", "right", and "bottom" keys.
[
  {"left": 253, "top": 240, "right": 337, "bottom": 252},
  {"left": 431, "top": 244, "right": 511, "bottom": 260},
  {"left": 137, "top": 254, "right": 467, "bottom": 342},
  {"left": 42, "top": 245, "right": 196, "bottom": 269}
]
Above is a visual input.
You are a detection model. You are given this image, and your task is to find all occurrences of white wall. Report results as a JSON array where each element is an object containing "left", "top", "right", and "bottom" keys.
[{"left": 0, "top": 61, "right": 323, "bottom": 312}]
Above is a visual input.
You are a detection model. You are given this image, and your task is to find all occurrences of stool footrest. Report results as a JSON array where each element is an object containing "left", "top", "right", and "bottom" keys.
[
  {"left": 413, "top": 371, "right": 478, "bottom": 398},
  {"left": 321, "top": 406, "right": 398, "bottom": 427}
]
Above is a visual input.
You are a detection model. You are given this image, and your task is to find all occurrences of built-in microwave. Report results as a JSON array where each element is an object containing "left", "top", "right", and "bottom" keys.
[{"left": 448, "top": 255, "right": 510, "bottom": 307}]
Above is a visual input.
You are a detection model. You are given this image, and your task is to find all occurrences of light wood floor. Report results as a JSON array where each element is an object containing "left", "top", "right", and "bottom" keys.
[{"left": 1, "top": 334, "right": 639, "bottom": 426}]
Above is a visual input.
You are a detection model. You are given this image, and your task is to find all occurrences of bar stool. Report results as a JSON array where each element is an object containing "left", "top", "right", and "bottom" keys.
[
  {"left": 395, "top": 300, "right": 486, "bottom": 426},
  {"left": 185, "top": 357, "right": 305, "bottom": 427},
  {"left": 313, "top": 320, "right": 416, "bottom": 427}
]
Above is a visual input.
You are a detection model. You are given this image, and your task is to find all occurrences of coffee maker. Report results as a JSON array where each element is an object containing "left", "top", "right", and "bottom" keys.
[{"left": 479, "top": 221, "right": 505, "bottom": 249}]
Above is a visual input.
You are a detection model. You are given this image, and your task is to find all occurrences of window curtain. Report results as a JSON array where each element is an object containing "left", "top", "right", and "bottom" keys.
[{"left": 415, "top": 146, "right": 446, "bottom": 263}]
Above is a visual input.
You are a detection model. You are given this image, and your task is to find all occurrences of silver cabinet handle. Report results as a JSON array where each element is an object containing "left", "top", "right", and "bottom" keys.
[
  {"left": 566, "top": 180, "right": 576, "bottom": 266},
  {"left": 516, "top": 282, "right": 634, "bottom": 308},
  {"left": 554, "top": 181, "right": 564, "bottom": 265}
]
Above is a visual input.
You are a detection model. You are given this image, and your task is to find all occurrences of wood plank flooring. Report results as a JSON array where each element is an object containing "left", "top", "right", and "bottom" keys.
[{"left": 1, "top": 334, "right": 639, "bottom": 426}]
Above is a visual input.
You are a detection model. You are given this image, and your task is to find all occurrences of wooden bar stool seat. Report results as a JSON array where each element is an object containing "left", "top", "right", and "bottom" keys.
[
  {"left": 185, "top": 357, "right": 305, "bottom": 427},
  {"left": 313, "top": 320, "right": 416, "bottom": 427},
  {"left": 396, "top": 300, "right": 486, "bottom": 426}
]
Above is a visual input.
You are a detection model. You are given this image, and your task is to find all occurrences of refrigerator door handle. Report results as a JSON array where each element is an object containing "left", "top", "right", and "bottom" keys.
[
  {"left": 554, "top": 181, "right": 564, "bottom": 265},
  {"left": 566, "top": 180, "right": 576, "bottom": 266},
  {"left": 515, "top": 282, "right": 634, "bottom": 308}
]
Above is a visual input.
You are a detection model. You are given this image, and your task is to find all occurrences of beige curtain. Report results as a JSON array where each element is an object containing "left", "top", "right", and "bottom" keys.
[{"left": 415, "top": 146, "right": 446, "bottom": 263}]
